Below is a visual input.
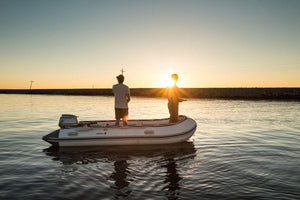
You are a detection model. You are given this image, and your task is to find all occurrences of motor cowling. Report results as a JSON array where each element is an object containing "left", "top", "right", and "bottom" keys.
[{"left": 59, "top": 114, "right": 79, "bottom": 128}]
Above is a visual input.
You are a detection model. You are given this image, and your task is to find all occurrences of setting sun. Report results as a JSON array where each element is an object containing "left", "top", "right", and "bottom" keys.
[
  {"left": 158, "top": 74, "right": 184, "bottom": 88},
  {"left": 159, "top": 76, "right": 174, "bottom": 88}
]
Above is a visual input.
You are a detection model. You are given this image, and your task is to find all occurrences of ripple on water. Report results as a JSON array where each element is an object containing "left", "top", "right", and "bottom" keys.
[{"left": 0, "top": 95, "right": 300, "bottom": 200}]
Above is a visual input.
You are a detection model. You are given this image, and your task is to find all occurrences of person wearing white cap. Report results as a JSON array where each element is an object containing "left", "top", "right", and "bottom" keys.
[{"left": 112, "top": 74, "right": 130, "bottom": 126}]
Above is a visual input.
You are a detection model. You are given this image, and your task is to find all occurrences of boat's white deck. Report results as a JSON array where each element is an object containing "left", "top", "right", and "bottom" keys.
[{"left": 79, "top": 115, "right": 187, "bottom": 128}]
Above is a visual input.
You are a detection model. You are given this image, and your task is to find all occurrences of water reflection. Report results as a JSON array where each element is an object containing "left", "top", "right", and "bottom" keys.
[
  {"left": 111, "top": 160, "right": 130, "bottom": 189},
  {"left": 163, "top": 158, "right": 181, "bottom": 199},
  {"left": 44, "top": 142, "right": 196, "bottom": 199}
]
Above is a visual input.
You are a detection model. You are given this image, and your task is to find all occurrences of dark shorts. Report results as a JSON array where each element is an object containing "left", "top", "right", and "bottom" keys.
[{"left": 115, "top": 108, "right": 128, "bottom": 119}]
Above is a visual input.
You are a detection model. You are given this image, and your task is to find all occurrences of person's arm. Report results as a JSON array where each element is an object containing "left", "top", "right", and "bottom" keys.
[
  {"left": 126, "top": 93, "right": 130, "bottom": 102},
  {"left": 126, "top": 87, "right": 130, "bottom": 102},
  {"left": 175, "top": 86, "right": 186, "bottom": 102}
]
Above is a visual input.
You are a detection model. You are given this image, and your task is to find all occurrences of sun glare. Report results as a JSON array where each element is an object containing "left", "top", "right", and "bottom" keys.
[
  {"left": 159, "top": 73, "right": 184, "bottom": 88},
  {"left": 159, "top": 76, "right": 174, "bottom": 88}
]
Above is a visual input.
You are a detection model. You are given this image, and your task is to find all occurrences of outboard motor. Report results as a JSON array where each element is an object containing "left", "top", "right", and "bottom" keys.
[{"left": 59, "top": 114, "right": 79, "bottom": 128}]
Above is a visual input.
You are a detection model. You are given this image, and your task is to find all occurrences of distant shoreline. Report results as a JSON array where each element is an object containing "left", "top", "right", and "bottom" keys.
[{"left": 0, "top": 88, "right": 299, "bottom": 100}]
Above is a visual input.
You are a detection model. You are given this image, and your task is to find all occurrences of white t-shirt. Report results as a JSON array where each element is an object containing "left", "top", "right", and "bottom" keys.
[{"left": 112, "top": 83, "right": 130, "bottom": 108}]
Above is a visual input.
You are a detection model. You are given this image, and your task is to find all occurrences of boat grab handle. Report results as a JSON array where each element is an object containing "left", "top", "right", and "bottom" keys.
[{"left": 144, "top": 130, "right": 154, "bottom": 134}]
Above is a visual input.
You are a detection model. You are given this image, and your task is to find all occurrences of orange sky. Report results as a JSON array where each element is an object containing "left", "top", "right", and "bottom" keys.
[{"left": 1, "top": 1, "right": 299, "bottom": 89}]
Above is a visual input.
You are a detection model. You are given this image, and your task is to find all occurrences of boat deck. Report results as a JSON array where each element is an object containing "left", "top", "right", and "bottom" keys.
[{"left": 78, "top": 115, "right": 187, "bottom": 128}]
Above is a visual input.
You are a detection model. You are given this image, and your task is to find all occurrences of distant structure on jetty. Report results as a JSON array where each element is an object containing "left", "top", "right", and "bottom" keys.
[{"left": 0, "top": 88, "right": 299, "bottom": 100}]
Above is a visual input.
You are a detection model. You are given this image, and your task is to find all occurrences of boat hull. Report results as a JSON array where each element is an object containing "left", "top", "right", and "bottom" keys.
[{"left": 43, "top": 116, "right": 197, "bottom": 147}]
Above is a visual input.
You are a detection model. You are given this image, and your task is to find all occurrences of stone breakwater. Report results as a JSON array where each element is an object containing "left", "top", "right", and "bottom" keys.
[{"left": 0, "top": 88, "right": 299, "bottom": 100}]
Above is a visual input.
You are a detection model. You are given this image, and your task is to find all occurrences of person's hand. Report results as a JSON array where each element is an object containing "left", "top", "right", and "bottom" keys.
[{"left": 179, "top": 98, "right": 187, "bottom": 102}]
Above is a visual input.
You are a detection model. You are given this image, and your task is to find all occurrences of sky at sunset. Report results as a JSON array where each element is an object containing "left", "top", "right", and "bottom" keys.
[{"left": 1, "top": 0, "right": 300, "bottom": 89}]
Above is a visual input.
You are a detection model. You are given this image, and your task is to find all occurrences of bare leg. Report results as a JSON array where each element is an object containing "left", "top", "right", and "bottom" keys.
[
  {"left": 115, "top": 119, "right": 120, "bottom": 126},
  {"left": 123, "top": 116, "right": 128, "bottom": 125}
]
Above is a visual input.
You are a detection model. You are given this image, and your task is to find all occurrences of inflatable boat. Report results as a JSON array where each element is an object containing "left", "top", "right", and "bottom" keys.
[{"left": 42, "top": 114, "right": 197, "bottom": 147}]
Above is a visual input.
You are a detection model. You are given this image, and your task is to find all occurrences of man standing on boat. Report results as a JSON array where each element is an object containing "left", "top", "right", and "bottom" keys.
[
  {"left": 167, "top": 74, "right": 184, "bottom": 123},
  {"left": 113, "top": 74, "right": 130, "bottom": 126}
]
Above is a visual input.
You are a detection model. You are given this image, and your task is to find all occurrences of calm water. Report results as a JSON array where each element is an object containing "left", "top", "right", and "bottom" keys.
[{"left": 0, "top": 94, "right": 299, "bottom": 200}]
